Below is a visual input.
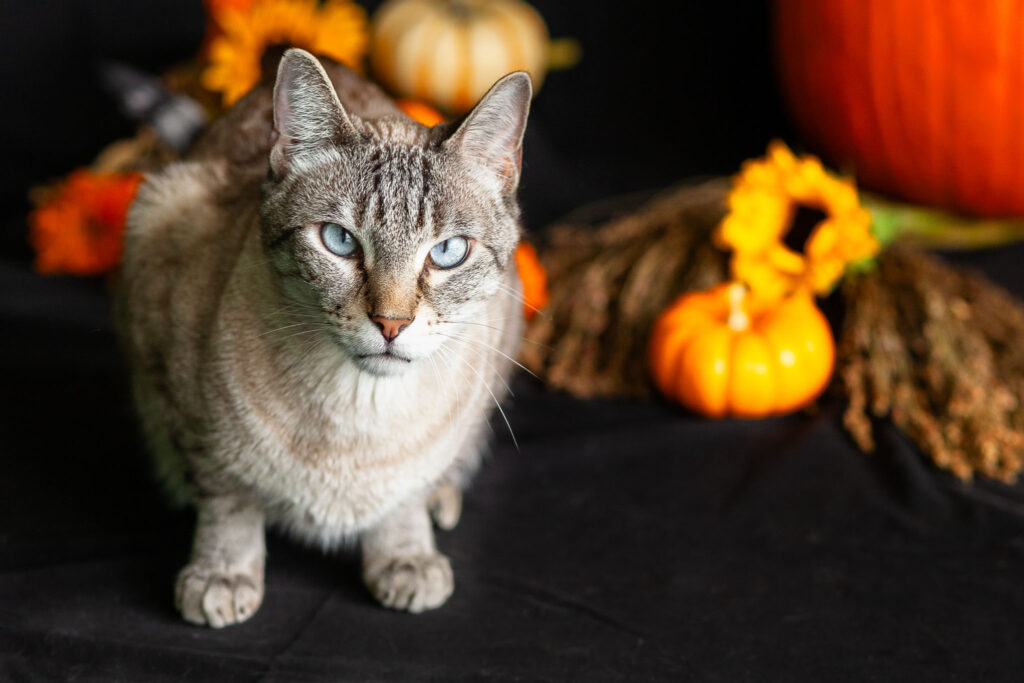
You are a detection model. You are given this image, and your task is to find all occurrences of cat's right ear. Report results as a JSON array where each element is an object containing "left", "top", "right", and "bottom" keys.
[
  {"left": 444, "top": 71, "right": 532, "bottom": 195},
  {"left": 270, "top": 49, "right": 359, "bottom": 178}
]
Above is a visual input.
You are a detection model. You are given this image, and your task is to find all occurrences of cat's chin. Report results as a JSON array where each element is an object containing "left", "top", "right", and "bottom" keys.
[{"left": 353, "top": 351, "right": 415, "bottom": 377}]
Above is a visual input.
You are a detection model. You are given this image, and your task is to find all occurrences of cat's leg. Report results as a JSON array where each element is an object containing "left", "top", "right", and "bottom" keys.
[
  {"left": 361, "top": 496, "right": 454, "bottom": 613},
  {"left": 425, "top": 421, "right": 487, "bottom": 532},
  {"left": 175, "top": 494, "right": 266, "bottom": 627},
  {"left": 427, "top": 482, "right": 462, "bottom": 531}
]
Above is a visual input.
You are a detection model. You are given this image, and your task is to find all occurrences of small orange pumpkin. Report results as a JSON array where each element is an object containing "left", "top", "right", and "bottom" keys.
[{"left": 648, "top": 283, "right": 834, "bottom": 418}]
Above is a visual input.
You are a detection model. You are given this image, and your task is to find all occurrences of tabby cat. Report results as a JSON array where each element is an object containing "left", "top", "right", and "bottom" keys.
[{"left": 118, "top": 48, "right": 531, "bottom": 626}]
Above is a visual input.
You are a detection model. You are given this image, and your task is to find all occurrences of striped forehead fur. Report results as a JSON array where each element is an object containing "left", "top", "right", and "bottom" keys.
[{"left": 261, "top": 117, "right": 520, "bottom": 270}]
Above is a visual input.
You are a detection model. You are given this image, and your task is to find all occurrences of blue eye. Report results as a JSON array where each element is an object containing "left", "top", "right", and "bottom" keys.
[
  {"left": 429, "top": 236, "right": 470, "bottom": 269},
  {"left": 321, "top": 223, "right": 359, "bottom": 257}
]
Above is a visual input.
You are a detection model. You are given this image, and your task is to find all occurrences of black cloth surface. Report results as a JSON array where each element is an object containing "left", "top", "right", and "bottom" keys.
[{"left": 5, "top": 2, "right": 1024, "bottom": 681}]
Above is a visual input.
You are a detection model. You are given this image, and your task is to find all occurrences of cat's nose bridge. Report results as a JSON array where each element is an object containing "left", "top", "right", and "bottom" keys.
[{"left": 366, "top": 266, "right": 419, "bottom": 331}]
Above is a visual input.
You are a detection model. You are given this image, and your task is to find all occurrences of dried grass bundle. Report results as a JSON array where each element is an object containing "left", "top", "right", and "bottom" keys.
[
  {"left": 521, "top": 180, "right": 728, "bottom": 397},
  {"left": 840, "top": 245, "right": 1024, "bottom": 481}
]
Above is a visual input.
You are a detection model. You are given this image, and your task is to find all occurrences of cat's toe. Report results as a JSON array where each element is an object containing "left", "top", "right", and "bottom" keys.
[
  {"left": 364, "top": 553, "right": 454, "bottom": 613},
  {"left": 175, "top": 565, "right": 264, "bottom": 627},
  {"left": 427, "top": 483, "right": 462, "bottom": 531}
]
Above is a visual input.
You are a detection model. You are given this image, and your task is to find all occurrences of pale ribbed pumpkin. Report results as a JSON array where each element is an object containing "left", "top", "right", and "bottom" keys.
[
  {"left": 648, "top": 283, "right": 834, "bottom": 418},
  {"left": 370, "top": 0, "right": 548, "bottom": 115},
  {"left": 776, "top": 0, "right": 1024, "bottom": 217}
]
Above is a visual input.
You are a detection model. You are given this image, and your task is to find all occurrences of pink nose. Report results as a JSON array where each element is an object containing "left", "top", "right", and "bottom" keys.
[{"left": 370, "top": 315, "right": 413, "bottom": 342}]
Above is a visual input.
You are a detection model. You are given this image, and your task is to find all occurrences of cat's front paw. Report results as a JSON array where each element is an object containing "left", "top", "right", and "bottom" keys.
[
  {"left": 363, "top": 553, "right": 454, "bottom": 613},
  {"left": 175, "top": 564, "right": 264, "bottom": 628}
]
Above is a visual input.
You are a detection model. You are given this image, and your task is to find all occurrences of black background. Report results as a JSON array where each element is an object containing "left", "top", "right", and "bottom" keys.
[
  {"left": 0, "top": 0, "right": 790, "bottom": 254},
  {"left": 4, "top": 1, "right": 1024, "bottom": 681}
]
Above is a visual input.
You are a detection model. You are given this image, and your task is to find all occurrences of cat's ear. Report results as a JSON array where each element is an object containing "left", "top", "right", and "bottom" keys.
[
  {"left": 270, "top": 48, "right": 359, "bottom": 177},
  {"left": 445, "top": 72, "right": 532, "bottom": 193}
]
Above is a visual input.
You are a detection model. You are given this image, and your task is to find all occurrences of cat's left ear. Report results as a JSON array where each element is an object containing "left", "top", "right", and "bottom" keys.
[
  {"left": 270, "top": 48, "right": 359, "bottom": 178},
  {"left": 445, "top": 72, "right": 532, "bottom": 194}
]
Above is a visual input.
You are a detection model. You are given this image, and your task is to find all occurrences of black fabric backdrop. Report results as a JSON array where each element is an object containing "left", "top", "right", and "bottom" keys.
[{"left": 4, "top": 1, "right": 1024, "bottom": 681}]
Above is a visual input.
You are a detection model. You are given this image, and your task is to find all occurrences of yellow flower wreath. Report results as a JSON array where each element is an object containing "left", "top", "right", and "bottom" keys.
[{"left": 716, "top": 141, "right": 879, "bottom": 303}]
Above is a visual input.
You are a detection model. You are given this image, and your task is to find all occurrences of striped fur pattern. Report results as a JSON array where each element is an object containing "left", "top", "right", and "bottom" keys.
[{"left": 118, "top": 49, "right": 531, "bottom": 625}]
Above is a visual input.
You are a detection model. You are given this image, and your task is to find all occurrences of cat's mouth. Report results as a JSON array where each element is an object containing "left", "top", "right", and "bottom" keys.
[
  {"left": 357, "top": 350, "right": 412, "bottom": 363},
  {"left": 355, "top": 350, "right": 413, "bottom": 377}
]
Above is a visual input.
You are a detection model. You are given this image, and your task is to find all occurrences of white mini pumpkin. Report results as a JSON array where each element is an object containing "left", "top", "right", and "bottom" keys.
[{"left": 371, "top": 0, "right": 549, "bottom": 114}]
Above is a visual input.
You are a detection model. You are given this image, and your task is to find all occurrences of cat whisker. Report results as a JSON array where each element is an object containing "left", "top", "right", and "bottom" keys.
[
  {"left": 437, "top": 344, "right": 490, "bottom": 438},
  {"left": 259, "top": 321, "right": 332, "bottom": 337},
  {"left": 495, "top": 284, "right": 549, "bottom": 320},
  {"left": 437, "top": 319, "right": 552, "bottom": 350},
  {"left": 440, "top": 336, "right": 514, "bottom": 399},
  {"left": 435, "top": 331, "right": 540, "bottom": 380},
  {"left": 299, "top": 328, "right": 334, "bottom": 354},
  {"left": 446, "top": 348, "right": 519, "bottom": 452},
  {"left": 426, "top": 353, "right": 454, "bottom": 432},
  {"left": 434, "top": 346, "right": 465, "bottom": 428},
  {"left": 261, "top": 309, "right": 326, "bottom": 322},
  {"left": 312, "top": 339, "right": 346, "bottom": 393},
  {"left": 261, "top": 299, "right": 331, "bottom": 321},
  {"left": 461, "top": 312, "right": 524, "bottom": 324},
  {"left": 267, "top": 327, "right": 332, "bottom": 345},
  {"left": 436, "top": 319, "right": 508, "bottom": 333},
  {"left": 261, "top": 300, "right": 329, "bottom": 318},
  {"left": 288, "top": 334, "right": 330, "bottom": 376}
]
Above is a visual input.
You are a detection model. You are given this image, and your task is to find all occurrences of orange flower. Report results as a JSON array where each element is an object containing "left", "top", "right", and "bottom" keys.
[
  {"left": 29, "top": 170, "right": 143, "bottom": 276},
  {"left": 515, "top": 241, "right": 549, "bottom": 320},
  {"left": 202, "top": 0, "right": 368, "bottom": 106}
]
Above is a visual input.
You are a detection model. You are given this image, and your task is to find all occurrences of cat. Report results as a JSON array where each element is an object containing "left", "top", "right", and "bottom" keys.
[{"left": 117, "top": 48, "right": 531, "bottom": 627}]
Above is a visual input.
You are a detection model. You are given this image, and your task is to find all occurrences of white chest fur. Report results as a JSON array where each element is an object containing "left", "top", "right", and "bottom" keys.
[{"left": 207, "top": 337, "right": 490, "bottom": 546}]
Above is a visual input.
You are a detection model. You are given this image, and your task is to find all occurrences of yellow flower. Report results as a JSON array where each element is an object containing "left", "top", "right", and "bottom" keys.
[
  {"left": 202, "top": 0, "right": 369, "bottom": 106},
  {"left": 716, "top": 141, "right": 879, "bottom": 303}
]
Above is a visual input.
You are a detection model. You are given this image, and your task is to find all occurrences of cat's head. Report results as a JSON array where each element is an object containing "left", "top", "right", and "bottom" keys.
[{"left": 259, "top": 49, "right": 531, "bottom": 376}]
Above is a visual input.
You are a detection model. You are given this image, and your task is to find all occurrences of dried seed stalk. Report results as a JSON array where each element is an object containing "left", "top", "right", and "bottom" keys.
[
  {"left": 839, "top": 245, "right": 1024, "bottom": 482},
  {"left": 522, "top": 180, "right": 728, "bottom": 397}
]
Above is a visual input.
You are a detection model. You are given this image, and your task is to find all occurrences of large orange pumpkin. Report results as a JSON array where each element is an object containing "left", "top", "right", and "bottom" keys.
[
  {"left": 648, "top": 283, "right": 834, "bottom": 418},
  {"left": 775, "top": 0, "right": 1024, "bottom": 217}
]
